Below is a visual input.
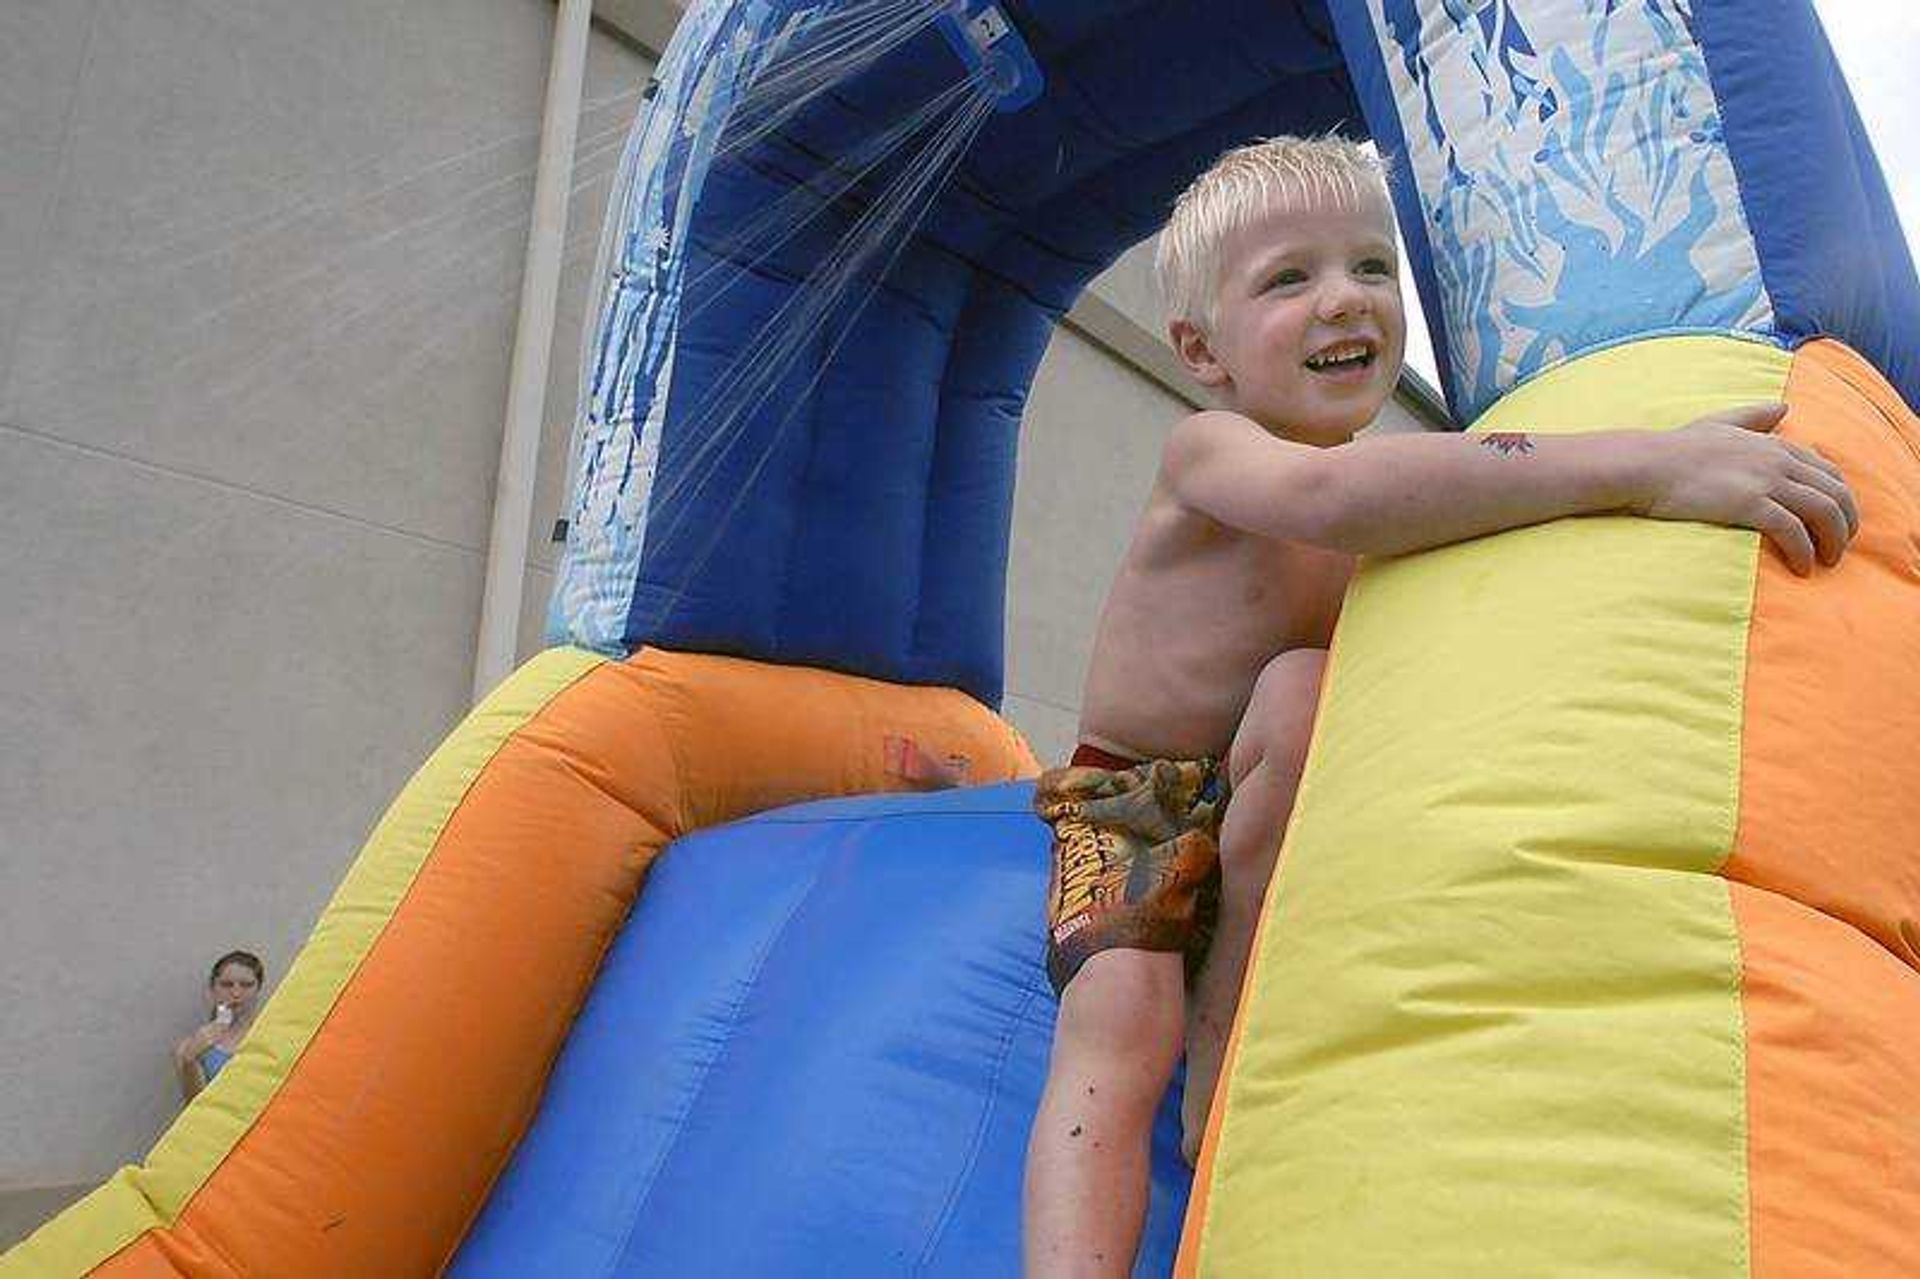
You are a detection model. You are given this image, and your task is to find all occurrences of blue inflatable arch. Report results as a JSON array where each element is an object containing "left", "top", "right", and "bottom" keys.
[
  {"left": 552, "top": 0, "right": 1375, "bottom": 704},
  {"left": 548, "top": 0, "right": 1916, "bottom": 709}
]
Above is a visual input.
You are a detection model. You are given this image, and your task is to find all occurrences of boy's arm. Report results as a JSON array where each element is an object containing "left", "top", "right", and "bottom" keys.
[{"left": 1163, "top": 402, "right": 1858, "bottom": 574}]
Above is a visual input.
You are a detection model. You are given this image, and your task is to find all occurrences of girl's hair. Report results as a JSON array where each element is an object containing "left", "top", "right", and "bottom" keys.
[
  {"left": 1155, "top": 134, "right": 1392, "bottom": 332},
  {"left": 208, "top": 950, "right": 264, "bottom": 985}
]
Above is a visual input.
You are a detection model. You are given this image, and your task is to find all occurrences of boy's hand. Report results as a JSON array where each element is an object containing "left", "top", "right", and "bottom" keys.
[{"left": 1634, "top": 402, "right": 1858, "bottom": 574}]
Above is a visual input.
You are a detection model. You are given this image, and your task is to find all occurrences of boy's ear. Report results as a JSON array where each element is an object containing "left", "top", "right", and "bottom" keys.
[{"left": 1168, "top": 318, "right": 1230, "bottom": 388}]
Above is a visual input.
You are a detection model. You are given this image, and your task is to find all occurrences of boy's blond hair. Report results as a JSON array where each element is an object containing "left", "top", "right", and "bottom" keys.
[{"left": 1155, "top": 135, "right": 1392, "bottom": 332}]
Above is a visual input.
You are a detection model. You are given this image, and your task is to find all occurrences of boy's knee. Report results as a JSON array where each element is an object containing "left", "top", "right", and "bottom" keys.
[
  {"left": 1249, "top": 648, "right": 1327, "bottom": 722},
  {"left": 1055, "top": 951, "right": 1186, "bottom": 1069},
  {"left": 1230, "top": 648, "right": 1327, "bottom": 785}
]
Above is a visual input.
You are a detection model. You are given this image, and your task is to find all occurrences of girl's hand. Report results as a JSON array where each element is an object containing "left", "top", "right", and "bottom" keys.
[{"left": 176, "top": 1022, "right": 223, "bottom": 1062}]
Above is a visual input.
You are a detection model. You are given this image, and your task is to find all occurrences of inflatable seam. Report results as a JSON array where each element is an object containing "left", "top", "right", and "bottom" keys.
[
  {"left": 1479, "top": 327, "right": 1788, "bottom": 427},
  {"left": 912, "top": 976, "right": 1050, "bottom": 1270},
  {"left": 1724, "top": 877, "right": 1756, "bottom": 1279},
  {"left": 603, "top": 845, "right": 836, "bottom": 1273}
]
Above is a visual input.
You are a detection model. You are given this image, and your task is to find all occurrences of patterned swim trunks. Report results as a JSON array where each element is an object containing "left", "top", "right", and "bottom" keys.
[{"left": 1036, "top": 744, "right": 1228, "bottom": 995}]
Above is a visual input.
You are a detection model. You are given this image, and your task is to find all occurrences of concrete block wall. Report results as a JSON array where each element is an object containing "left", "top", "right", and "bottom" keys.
[{"left": 0, "top": 0, "right": 655, "bottom": 1226}]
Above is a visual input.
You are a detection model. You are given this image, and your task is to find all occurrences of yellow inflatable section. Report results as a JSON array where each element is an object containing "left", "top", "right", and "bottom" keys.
[{"left": 1183, "top": 337, "right": 1920, "bottom": 1277}]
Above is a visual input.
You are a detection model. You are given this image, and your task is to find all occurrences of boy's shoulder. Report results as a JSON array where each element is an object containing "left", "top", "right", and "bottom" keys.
[
  {"left": 1162, "top": 408, "right": 1296, "bottom": 474},
  {"left": 1168, "top": 407, "right": 1292, "bottom": 442},
  {"left": 1166, "top": 407, "right": 1246, "bottom": 450}
]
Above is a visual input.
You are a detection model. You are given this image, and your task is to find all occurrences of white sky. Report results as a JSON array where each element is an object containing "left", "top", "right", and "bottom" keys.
[
  {"left": 1395, "top": 1, "right": 1920, "bottom": 392},
  {"left": 1814, "top": 1, "right": 1920, "bottom": 257}
]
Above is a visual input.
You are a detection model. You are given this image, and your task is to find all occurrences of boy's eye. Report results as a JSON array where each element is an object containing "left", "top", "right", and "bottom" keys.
[
  {"left": 1356, "top": 257, "right": 1395, "bottom": 278},
  {"left": 1265, "top": 269, "right": 1307, "bottom": 290}
]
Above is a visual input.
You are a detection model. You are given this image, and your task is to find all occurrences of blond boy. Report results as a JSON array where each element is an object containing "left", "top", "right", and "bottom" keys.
[{"left": 1024, "top": 136, "right": 1857, "bottom": 1279}]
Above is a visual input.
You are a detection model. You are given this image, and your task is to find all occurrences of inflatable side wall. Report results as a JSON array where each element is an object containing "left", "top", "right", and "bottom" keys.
[
  {"left": 1182, "top": 336, "right": 1920, "bottom": 1276},
  {"left": 2, "top": 651, "right": 1034, "bottom": 1277}
]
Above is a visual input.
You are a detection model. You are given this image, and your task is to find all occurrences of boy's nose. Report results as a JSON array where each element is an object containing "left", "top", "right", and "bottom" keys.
[{"left": 1317, "top": 281, "right": 1370, "bottom": 321}]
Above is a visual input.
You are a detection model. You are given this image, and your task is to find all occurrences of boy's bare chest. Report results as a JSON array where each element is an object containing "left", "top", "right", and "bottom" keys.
[
  {"left": 1137, "top": 523, "right": 1351, "bottom": 648},
  {"left": 1082, "top": 532, "right": 1352, "bottom": 757}
]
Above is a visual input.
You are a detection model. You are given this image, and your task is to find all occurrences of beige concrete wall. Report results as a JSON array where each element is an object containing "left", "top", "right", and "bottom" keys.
[
  {"left": 1004, "top": 324, "right": 1189, "bottom": 764},
  {"left": 0, "top": 0, "right": 655, "bottom": 1220},
  {"left": 0, "top": 0, "right": 1440, "bottom": 1241}
]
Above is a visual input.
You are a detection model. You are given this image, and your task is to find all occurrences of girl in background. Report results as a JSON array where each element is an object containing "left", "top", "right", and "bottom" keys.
[{"left": 173, "top": 950, "right": 264, "bottom": 1102}]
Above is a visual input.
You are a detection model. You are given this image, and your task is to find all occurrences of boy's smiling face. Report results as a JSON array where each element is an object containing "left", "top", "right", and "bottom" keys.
[{"left": 1172, "top": 190, "right": 1407, "bottom": 446}]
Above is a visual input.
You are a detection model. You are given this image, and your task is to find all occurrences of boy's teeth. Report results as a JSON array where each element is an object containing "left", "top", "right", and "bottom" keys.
[{"left": 1307, "top": 345, "right": 1371, "bottom": 370}]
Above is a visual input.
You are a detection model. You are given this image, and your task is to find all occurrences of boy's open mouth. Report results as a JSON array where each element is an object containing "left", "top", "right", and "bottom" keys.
[{"left": 1304, "top": 341, "right": 1376, "bottom": 372}]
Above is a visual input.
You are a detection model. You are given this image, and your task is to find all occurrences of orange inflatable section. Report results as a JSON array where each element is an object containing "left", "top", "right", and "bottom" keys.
[
  {"left": 87, "top": 649, "right": 1034, "bottom": 1278},
  {"left": 1727, "top": 341, "right": 1920, "bottom": 1277}
]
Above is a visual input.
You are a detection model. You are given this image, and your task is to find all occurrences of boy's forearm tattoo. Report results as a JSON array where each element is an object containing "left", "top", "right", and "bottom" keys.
[{"left": 1480, "top": 432, "right": 1535, "bottom": 457}]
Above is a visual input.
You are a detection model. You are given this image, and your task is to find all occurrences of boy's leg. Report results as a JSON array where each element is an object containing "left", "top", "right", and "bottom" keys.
[
  {"left": 1181, "top": 648, "right": 1326, "bottom": 1163},
  {"left": 1026, "top": 948, "right": 1187, "bottom": 1279}
]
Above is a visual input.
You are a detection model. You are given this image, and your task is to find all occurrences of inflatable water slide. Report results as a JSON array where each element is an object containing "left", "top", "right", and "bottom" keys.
[{"left": 7, "top": 2, "right": 1917, "bottom": 1275}]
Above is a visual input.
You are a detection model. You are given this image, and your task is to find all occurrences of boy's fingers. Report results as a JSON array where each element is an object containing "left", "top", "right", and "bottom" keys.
[
  {"left": 1776, "top": 479, "right": 1844, "bottom": 556},
  {"left": 1792, "top": 462, "right": 1861, "bottom": 537},
  {"left": 1785, "top": 439, "right": 1843, "bottom": 482},
  {"left": 1758, "top": 501, "right": 1816, "bottom": 575},
  {"left": 1785, "top": 481, "right": 1850, "bottom": 563}
]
